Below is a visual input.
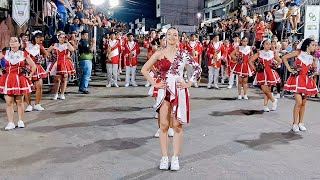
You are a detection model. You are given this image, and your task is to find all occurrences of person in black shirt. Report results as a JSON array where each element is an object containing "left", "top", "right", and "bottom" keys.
[{"left": 78, "top": 30, "right": 95, "bottom": 94}]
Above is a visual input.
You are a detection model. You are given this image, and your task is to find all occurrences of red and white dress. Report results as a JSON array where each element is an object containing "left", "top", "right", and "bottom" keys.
[
  {"left": 232, "top": 46, "right": 254, "bottom": 77},
  {"left": 47, "top": 43, "right": 75, "bottom": 76},
  {"left": 253, "top": 50, "right": 281, "bottom": 86},
  {"left": 0, "top": 50, "right": 34, "bottom": 95},
  {"left": 284, "top": 51, "right": 318, "bottom": 96},
  {"left": 228, "top": 42, "right": 239, "bottom": 74},
  {"left": 25, "top": 42, "right": 48, "bottom": 81}
]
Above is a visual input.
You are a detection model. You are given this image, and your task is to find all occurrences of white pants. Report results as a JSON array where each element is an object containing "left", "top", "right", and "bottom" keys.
[
  {"left": 125, "top": 66, "right": 137, "bottom": 84},
  {"left": 107, "top": 64, "right": 118, "bottom": 84},
  {"left": 229, "top": 72, "right": 238, "bottom": 86},
  {"left": 208, "top": 66, "right": 220, "bottom": 85}
]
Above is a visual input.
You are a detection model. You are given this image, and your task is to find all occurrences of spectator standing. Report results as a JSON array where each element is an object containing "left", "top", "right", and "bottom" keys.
[
  {"left": 53, "top": 0, "right": 68, "bottom": 31},
  {"left": 78, "top": 30, "right": 95, "bottom": 94},
  {"left": 272, "top": 0, "right": 289, "bottom": 40}
]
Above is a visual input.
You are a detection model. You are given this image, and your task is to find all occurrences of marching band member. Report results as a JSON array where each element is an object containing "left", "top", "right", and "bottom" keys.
[
  {"left": 249, "top": 39, "right": 281, "bottom": 112},
  {"left": 144, "top": 30, "right": 157, "bottom": 54},
  {"left": 47, "top": 32, "right": 76, "bottom": 100},
  {"left": 141, "top": 27, "right": 201, "bottom": 171},
  {"left": 230, "top": 37, "right": 254, "bottom": 100},
  {"left": 207, "top": 33, "right": 224, "bottom": 89},
  {"left": 0, "top": 37, "right": 36, "bottom": 130},
  {"left": 24, "top": 31, "right": 49, "bottom": 112},
  {"left": 283, "top": 38, "right": 318, "bottom": 132},
  {"left": 123, "top": 33, "right": 140, "bottom": 87},
  {"left": 105, "top": 32, "right": 121, "bottom": 88},
  {"left": 227, "top": 35, "right": 240, "bottom": 89},
  {"left": 185, "top": 34, "right": 202, "bottom": 87}
]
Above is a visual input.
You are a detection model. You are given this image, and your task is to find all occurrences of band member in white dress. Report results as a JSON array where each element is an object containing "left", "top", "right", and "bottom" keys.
[
  {"left": 141, "top": 27, "right": 202, "bottom": 171},
  {"left": 0, "top": 37, "right": 36, "bottom": 130},
  {"left": 24, "top": 32, "right": 48, "bottom": 111},
  {"left": 185, "top": 34, "right": 202, "bottom": 88},
  {"left": 283, "top": 38, "right": 318, "bottom": 132}
]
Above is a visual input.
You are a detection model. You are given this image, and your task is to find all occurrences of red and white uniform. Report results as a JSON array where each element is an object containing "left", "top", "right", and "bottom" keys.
[
  {"left": 25, "top": 42, "right": 48, "bottom": 81},
  {"left": 284, "top": 51, "right": 318, "bottom": 96},
  {"left": 207, "top": 41, "right": 224, "bottom": 68},
  {"left": 123, "top": 40, "right": 141, "bottom": 86},
  {"left": 105, "top": 39, "right": 121, "bottom": 64},
  {"left": 232, "top": 46, "right": 254, "bottom": 77},
  {"left": 143, "top": 38, "right": 154, "bottom": 53},
  {"left": 228, "top": 42, "right": 240, "bottom": 71},
  {"left": 185, "top": 41, "right": 202, "bottom": 63},
  {"left": 47, "top": 43, "right": 76, "bottom": 76},
  {"left": 253, "top": 50, "right": 281, "bottom": 86},
  {"left": 123, "top": 41, "right": 140, "bottom": 67},
  {"left": 0, "top": 50, "right": 33, "bottom": 95}
]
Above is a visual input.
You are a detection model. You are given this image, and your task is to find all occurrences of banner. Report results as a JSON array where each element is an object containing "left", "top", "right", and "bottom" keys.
[
  {"left": 12, "top": 0, "right": 30, "bottom": 27},
  {"left": 304, "top": 5, "right": 320, "bottom": 42}
]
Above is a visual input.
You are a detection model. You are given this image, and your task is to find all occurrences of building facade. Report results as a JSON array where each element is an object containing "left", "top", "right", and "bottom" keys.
[{"left": 156, "top": 0, "right": 204, "bottom": 26}]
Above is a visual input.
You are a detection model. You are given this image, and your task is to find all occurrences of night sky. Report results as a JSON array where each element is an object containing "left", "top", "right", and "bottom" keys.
[{"left": 112, "top": 0, "right": 156, "bottom": 23}]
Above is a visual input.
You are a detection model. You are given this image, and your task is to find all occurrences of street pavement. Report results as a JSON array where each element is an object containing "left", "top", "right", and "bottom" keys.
[{"left": 1, "top": 49, "right": 320, "bottom": 180}]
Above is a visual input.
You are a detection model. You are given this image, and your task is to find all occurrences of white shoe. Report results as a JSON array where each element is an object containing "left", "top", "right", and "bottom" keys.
[
  {"left": 52, "top": 94, "right": 59, "bottom": 100},
  {"left": 125, "top": 83, "right": 130, "bottom": 87},
  {"left": 106, "top": 83, "right": 111, "bottom": 88},
  {"left": 243, "top": 95, "right": 249, "bottom": 100},
  {"left": 18, "top": 120, "right": 25, "bottom": 128},
  {"left": 227, "top": 85, "right": 233, "bottom": 89},
  {"left": 271, "top": 99, "right": 278, "bottom": 111},
  {"left": 298, "top": 123, "right": 307, "bottom": 131},
  {"left": 238, "top": 95, "right": 242, "bottom": 100},
  {"left": 292, "top": 124, "right": 300, "bottom": 133},
  {"left": 132, "top": 82, "right": 138, "bottom": 87},
  {"left": 168, "top": 128, "right": 174, "bottom": 137},
  {"left": 154, "top": 129, "right": 160, "bottom": 138},
  {"left": 194, "top": 83, "right": 199, "bottom": 88},
  {"left": 114, "top": 83, "right": 119, "bottom": 88},
  {"left": 207, "top": 84, "right": 212, "bottom": 89},
  {"left": 214, "top": 84, "right": 219, "bottom": 89},
  {"left": 170, "top": 156, "right": 180, "bottom": 171},
  {"left": 159, "top": 156, "right": 169, "bottom": 170},
  {"left": 5, "top": 122, "right": 16, "bottom": 130},
  {"left": 145, "top": 82, "right": 150, "bottom": 87},
  {"left": 263, "top": 106, "right": 270, "bottom": 112},
  {"left": 34, "top": 104, "right": 44, "bottom": 111},
  {"left": 275, "top": 93, "right": 281, "bottom": 99},
  {"left": 25, "top": 105, "right": 33, "bottom": 112},
  {"left": 221, "top": 80, "right": 225, "bottom": 84},
  {"left": 60, "top": 94, "right": 66, "bottom": 100}
]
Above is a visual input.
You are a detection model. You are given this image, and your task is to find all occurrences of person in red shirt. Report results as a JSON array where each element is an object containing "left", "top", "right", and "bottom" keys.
[
  {"left": 254, "top": 19, "right": 266, "bottom": 50},
  {"left": 123, "top": 33, "right": 140, "bottom": 87},
  {"left": 207, "top": 33, "right": 224, "bottom": 89},
  {"left": 143, "top": 30, "right": 157, "bottom": 54},
  {"left": 105, "top": 32, "right": 121, "bottom": 87},
  {"left": 227, "top": 34, "right": 241, "bottom": 89}
]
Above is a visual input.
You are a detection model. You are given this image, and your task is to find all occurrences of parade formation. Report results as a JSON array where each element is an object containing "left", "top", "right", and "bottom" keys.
[{"left": 0, "top": 0, "right": 319, "bottom": 175}]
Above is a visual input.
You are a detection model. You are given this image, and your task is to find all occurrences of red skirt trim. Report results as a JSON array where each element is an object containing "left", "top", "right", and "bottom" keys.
[
  {"left": 0, "top": 74, "right": 34, "bottom": 95},
  {"left": 284, "top": 75, "right": 318, "bottom": 96}
]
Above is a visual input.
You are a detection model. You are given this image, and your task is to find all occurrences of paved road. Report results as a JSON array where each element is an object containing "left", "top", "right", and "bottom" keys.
[{"left": 0, "top": 50, "right": 320, "bottom": 180}]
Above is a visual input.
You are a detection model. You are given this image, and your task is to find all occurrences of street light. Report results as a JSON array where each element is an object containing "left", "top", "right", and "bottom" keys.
[
  {"left": 110, "top": 0, "right": 120, "bottom": 8},
  {"left": 197, "top": 12, "right": 201, "bottom": 19},
  {"left": 91, "top": 0, "right": 105, "bottom": 5}
]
